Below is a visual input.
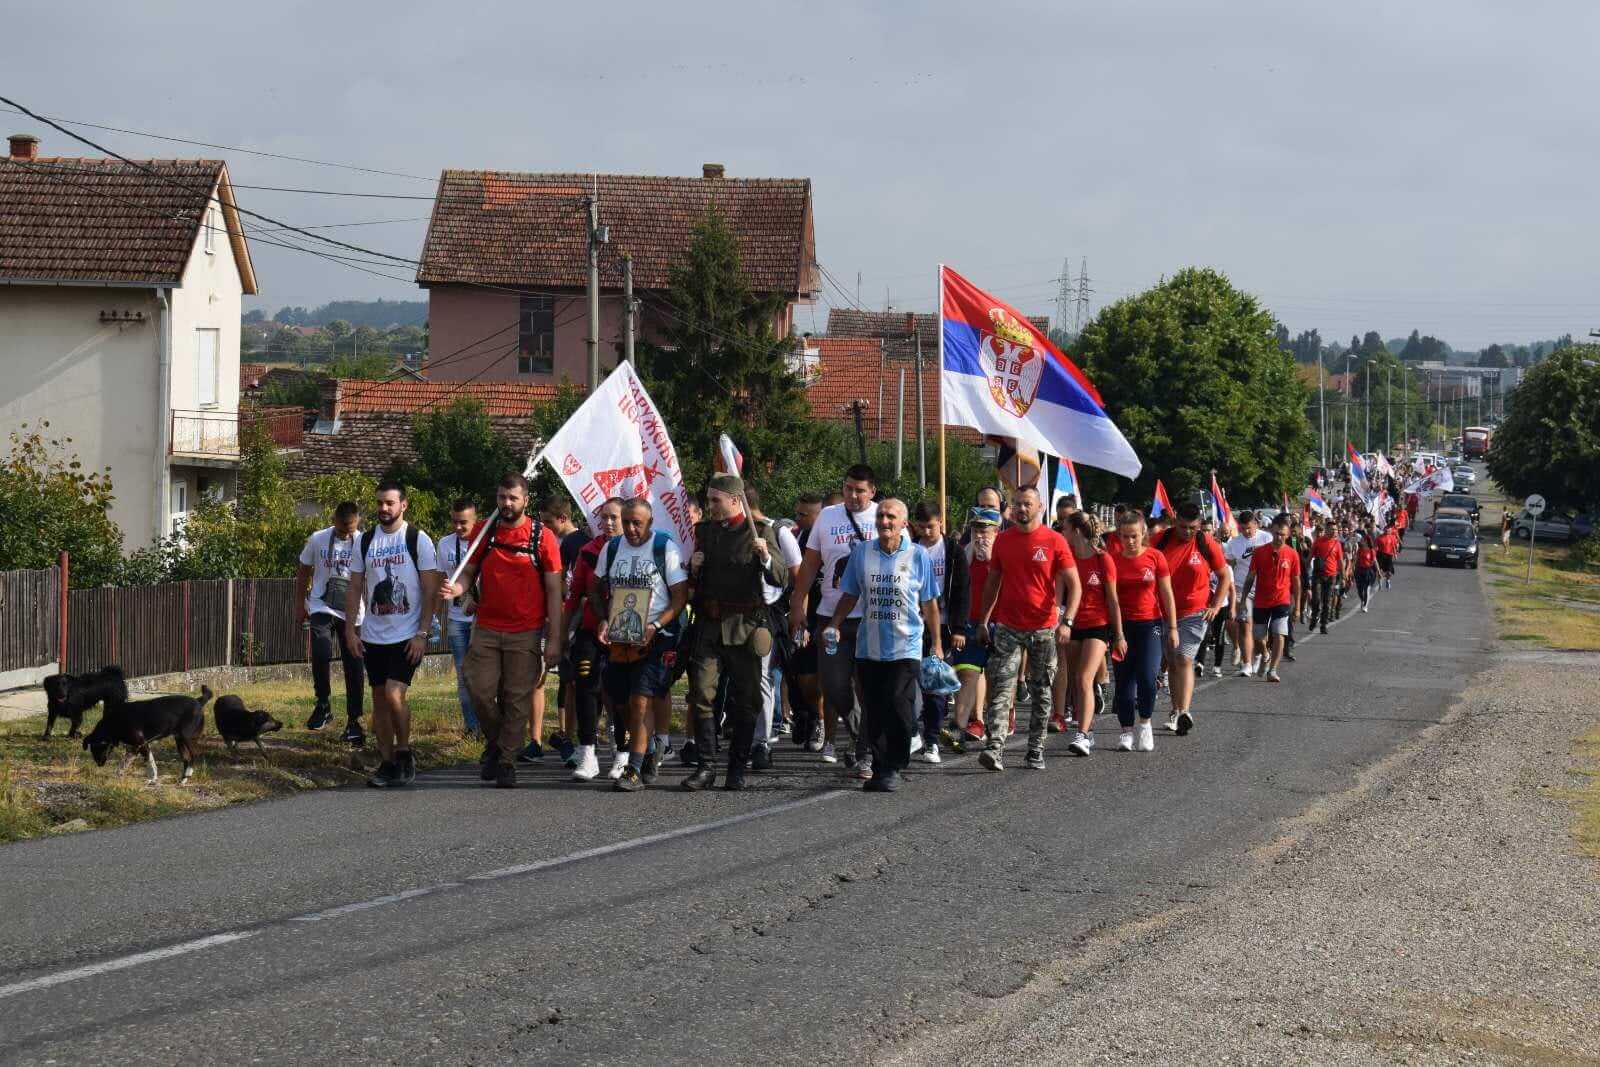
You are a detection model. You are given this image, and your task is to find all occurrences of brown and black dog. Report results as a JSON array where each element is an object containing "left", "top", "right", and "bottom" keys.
[
  {"left": 212, "top": 694, "right": 283, "bottom": 755},
  {"left": 83, "top": 686, "right": 213, "bottom": 785}
]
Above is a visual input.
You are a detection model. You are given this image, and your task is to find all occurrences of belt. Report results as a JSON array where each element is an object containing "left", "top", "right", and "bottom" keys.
[{"left": 701, "top": 599, "right": 762, "bottom": 620}]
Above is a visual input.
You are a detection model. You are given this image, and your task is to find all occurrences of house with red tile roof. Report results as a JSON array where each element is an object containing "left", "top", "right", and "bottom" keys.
[
  {"left": 416, "top": 164, "right": 817, "bottom": 387},
  {"left": 0, "top": 133, "right": 258, "bottom": 545}
]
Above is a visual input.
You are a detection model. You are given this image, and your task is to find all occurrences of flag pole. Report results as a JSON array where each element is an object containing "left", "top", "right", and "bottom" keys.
[{"left": 937, "top": 263, "right": 948, "bottom": 525}]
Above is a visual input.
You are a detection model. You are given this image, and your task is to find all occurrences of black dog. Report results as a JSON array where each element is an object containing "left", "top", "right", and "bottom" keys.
[
  {"left": 42, "top": 666, "right": 128, "bottom": 739},
  {"left": 83, "top": 686, "right": 213, "bottom": 785},
  {"left": 213, "top": 695, "right": 283, "bottom": 755}
]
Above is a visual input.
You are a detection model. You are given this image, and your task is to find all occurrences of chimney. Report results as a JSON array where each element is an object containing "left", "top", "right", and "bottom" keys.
[
  {"left": 316, "top": 378, "right": 344, "bottom": 428},
  {"left": 8, "top": 134, "right": 39, "bottom": 161},
  {"left": 702, "top": 162, "right": 725, "bottom": 179}
]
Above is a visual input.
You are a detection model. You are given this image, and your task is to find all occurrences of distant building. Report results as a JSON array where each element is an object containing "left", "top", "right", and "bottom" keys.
[
  {"left": 416, "top": 164, "right": 818, "bottom": 386},
  {"left": 0, "top": 133, "right": 258, "bottom": 544}
]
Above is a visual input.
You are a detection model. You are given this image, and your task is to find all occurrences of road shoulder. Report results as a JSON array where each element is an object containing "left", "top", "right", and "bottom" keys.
[{"left": 883, "top": 645, "right": 1600, "bottom": 1064}]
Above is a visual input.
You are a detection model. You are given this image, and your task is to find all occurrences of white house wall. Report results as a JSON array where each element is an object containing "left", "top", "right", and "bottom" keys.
[
  {"left": 168, "top": 201, "right": 242, "bottom": 415},
  {"left": 0, "top": 284, "right": 163, "bottom": 544}
]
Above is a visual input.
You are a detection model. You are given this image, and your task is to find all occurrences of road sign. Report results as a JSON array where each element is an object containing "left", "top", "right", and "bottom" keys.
[{"left": 1525, "top": 494, "right": 1546, "bottom": 518}]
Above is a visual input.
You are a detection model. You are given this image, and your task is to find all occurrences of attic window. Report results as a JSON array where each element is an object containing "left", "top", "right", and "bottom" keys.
[{"left": 204, "top": 205, "right": 217, "bottom": 254}]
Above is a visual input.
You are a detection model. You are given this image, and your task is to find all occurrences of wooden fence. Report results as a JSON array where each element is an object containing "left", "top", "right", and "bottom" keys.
[{"left": 1, "top": 561, "right": 446, "bottom": 683}]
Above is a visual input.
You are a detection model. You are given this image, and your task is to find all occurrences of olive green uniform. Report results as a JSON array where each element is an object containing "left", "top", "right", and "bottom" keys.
[{"left": 686, "top": 515, "right": 786, "bottom": 771}]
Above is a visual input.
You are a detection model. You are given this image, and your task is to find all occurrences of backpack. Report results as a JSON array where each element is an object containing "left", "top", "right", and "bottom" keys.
[
  {"left": 360, "top": 524, "right": 421, "bottom": 572},
  {"left": 601, "top": 530, "right": 682, "bottom": 659}
]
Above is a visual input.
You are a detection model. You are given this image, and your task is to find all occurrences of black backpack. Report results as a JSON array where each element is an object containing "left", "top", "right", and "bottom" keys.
[{"left": 360, "top": 524, "right": 421, "bottom": 572}]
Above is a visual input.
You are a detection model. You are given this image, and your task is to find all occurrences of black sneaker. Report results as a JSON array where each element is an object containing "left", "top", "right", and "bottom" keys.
[
  {"left": 641, "top": 750, "right": 660, "bottom": 784},
  {"left": 551, "top": 733, "right": 577, "bottom": 766},
  {"left": 516, "top": 740, "right": 545, "bottom": 764},
  {"left": 864, "top": 770, "right": 902, "bottom": 792},
  {"left": 341, "top": 719, "right": 366, "bottom": 746},
  {"left": 394, "top": 749, "right": 416, "bottom": 786},
  {"left": 494, "top": 763, "right": 517, "bottom": 789},
  {"left": 306, "top": 703, "right": 332, "bottom": 731},
  {"left": 679, "top": 740, "right": 700, "bottom": 767},
  {"left": 614, "top": 766, "right": 645, "bottom": 792},
  {"left": 750, "top": 743, "right": 773, "bottom": 771},
  {"left": 366, "top": 760, "right": 399, "bottom": 788}
]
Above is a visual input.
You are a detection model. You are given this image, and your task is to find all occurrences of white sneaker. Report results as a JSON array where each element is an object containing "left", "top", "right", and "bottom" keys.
[
  {"left": 1117, "top": 730, "right": 1135, "bottom": 752},
  {"left": 1265, "top": 668, "right": 1282, "bottom": 683},
  {"left": 571, "top": 745, "right": 600, "bottom": 781},
  {"left": 1164, "top": 712, "right": 1181, "bottom": 733},
  {"left": 607, "top": 751, "right": 628, "bottom": 780},
  {"left": 909, "top": 733, "right": 924, "bottom": 756},
  {"left": 1238, "top": 664, "right": 1256, "bottom": 678},
  {"left": 1136, "top": 722, "right": 1155, "bottom": 752},
  {"left": 1230, "top": 649, "right": 1242, "bottom": 668},
  {"left": 820, "top": 742, "right": 838, "bottom": 764},
  {"left": 915, "top": 742, "right": 941, "bottom": 765},
  {"left": 1209, "top": 665, "right": 1223, "bottom": 678},
  {"left": 1361, "top": 603, "right": 1370, "bottom": 613},
  {"left": 1067, "top": 731, "right": 1094, "bottom": 757}
]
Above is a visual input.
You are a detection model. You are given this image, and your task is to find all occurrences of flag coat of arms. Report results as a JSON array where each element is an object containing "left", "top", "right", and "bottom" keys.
[{"left": 939, "top": 266, "right": 1140, "bottom": 479}]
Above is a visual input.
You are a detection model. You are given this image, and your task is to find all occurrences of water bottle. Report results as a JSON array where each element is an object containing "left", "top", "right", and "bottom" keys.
[{"left": 822, "top": 626, "right": 840, "bottom": 656}]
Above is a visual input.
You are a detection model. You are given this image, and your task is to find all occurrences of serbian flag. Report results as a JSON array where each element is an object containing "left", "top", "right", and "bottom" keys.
[
  {"left": 1347, "top": 442, "right": 1367, "bottom": 483},
  {"left": 1209, "top": 473, "right": 1237, "bottom": 537},
  {"left": 939, "top": 265, "right": 1140, "bottom": 479},
  {"left": 1307, "top": 488, "right": 1333, "bottom": 517},
  {"left": 714, "top": 433, "right": 743, "bottom": 476},
  {"left": 1151, "top": 479, "right": 1174, "bottom": 519},
  {"left": 1049, "top": 453, "right": 1079, "bottom": 512}
]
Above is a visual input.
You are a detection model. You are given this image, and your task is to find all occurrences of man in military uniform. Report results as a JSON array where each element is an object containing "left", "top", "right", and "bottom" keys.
[{"left": 684, "top": 473, "right": 787, "bottom": 791}]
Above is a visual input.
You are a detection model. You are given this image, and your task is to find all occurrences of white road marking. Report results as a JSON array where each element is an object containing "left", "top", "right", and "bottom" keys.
[{"left": 0, "top": 932, "right": 259, "bottom": 1001}]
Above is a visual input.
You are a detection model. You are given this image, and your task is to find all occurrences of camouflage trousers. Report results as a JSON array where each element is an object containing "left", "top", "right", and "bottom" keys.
[{"left": 981, "top": 624, "right": 1058, "bottom": 752}]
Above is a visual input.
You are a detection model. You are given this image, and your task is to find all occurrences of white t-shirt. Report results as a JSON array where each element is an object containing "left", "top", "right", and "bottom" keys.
[
  {"left": 298, "top": 527, "right": 364, "bottom": 623},
  {"left": 812, "top": 501, "right": 878, "bottom": 619},
  {"left": 434, "top": 532, "right": 475, "bottom": 625},
  {"left": 600, "top": 533, "right": 688, "bottom": 632},
  {"left": 350, "top": 522, "right": 438, "bottom": 646},
  {"left": 1224, "top": 530, "right": 1273, "bottom": 587},
  {"left": 763, "top": 523, "right": 804, "bottom": 606}
]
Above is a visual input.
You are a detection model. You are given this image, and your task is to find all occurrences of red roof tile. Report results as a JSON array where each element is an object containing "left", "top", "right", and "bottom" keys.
[
  {"left": 0, "top": 156, "right": 256, "bottom": 291},
  {"left": 417, "top": 170, "right": 817, "bottom": 297},
  {"left": 827, "top": 308, "right": 1050, "bottom": 346},
  {"left": 289, "top": 412, "right": 541, "bottom": 481},
  {"left": 333, "top": 378, "right": 568, "bottom": 417},
  {"left": 802, "top": 337, "right": 982, "bottom": 444}
]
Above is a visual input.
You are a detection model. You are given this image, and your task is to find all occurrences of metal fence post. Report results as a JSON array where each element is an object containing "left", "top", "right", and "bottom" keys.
[{"left": 58, "top": 551, "right": 69, "bottom": 672}]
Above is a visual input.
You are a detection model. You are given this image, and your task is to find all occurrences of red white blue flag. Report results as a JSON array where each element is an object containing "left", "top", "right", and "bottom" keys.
[
  {"left": 1347, "top": 442, "right": 1367, "bottom": 484},
  {"left": 939, "top": 266, "right": 1140, "bottom": 479},
  {"left": 1151, "top": 479, "right": 1174, "bottom": 519},
  {"left": 1209, "top": 473, "right": 1237, "bottom": 537},
  {"left": 1306, "top": 487, "right": 1332, "bottom": 517}
]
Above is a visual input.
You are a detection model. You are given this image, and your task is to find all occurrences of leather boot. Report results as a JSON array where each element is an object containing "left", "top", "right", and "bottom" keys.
[
  {"left": 683, "top": 763, "right": 717, "bottom": 791},
  {"left": 723, "top": 764, "right": 747, "bottom": 791}
]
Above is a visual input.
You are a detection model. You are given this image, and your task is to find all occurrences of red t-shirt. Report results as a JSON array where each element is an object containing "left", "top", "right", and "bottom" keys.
[
  {"left": 1311, "top": 536, "right": 1344, "bottom": 578},
  {"left": 469, "top": 516, "right": 562, "bottom": 633},
  {"left": 1377, "top": 530, "right": 1398, "bottom": 555},
  {"left": 563, "top": 534, "right": 608, "bottom": 634},
  {"left": 1249, "top": 542, "right": 1301, "bottom": 608},
  {"left": 1110, "top": 546, "right": 1169, "bottom": 622},
  {"left": 1395, "top": 508, "right": 1409, "bottom": 530},
  {"left": 1154, "top": 533, "right": 1226, "bottom": 617},
  {"left": 1356, "top": 543, "right": 1377, "bottom": 569},
  {"left": 967, "top": 557, "right": 991, "bottom": 623},
  {"left": 1073, "top": 551, "right": 1115, "bottom": 628},
  {"left": 988, "top": 524, "right": 1072, "bottom": 630}
]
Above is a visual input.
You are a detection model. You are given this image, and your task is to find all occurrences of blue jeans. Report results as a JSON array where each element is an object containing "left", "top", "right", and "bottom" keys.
[
  {"left": 1113, "top": 619, "right": 1164, "bottom": 727},
  {"left": 446, "top": 618, "right": 479, "bottom": 734}
]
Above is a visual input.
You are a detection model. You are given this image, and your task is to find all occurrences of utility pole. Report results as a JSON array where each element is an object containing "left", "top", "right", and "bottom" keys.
[
  {"left": 1385, "top": 363, "right": 1392, "bottom": 454},
  {"left": 1402, "top": 363, "right": 1409, "bottom": 451},
  {"left": 621, "top": 253, "right": 636, "bottom": 367},
  {"left": 895, "top": 367, "right": 905, "bottom": 479},
  {"left": 1318, "top": 358, "right": 1327, "bottom": 467},
  {"left": 1074, "top": 258, "right": 1091, "bottom": 337},
  {"left": 1056, "top": 258, "right": 1073, "bottom": 341},
  {"left": 585, "top": 190, "right": 603, "bottom": 391},
  {"left": 1364, "top": 372, "right": 1371, "bottom": 453},
  {"left": 1344, "top": 354, "right": 1355, "bottom": 451},
  {"left": 847, "top": 399, "right": 869, "bottom": 465}
]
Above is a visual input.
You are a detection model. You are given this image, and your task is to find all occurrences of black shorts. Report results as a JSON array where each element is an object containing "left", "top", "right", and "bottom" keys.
[
  {"left": 1251, "top": 604, "right": 1291, "bottom": 636},
  {"left": 1377, "top": 552, "right": 1394, "bottom": 573},
  {"left": 1071, "top": 624, "right": 1115, "bottom": 645},
  {"left": 602, "top": 635, "right": 679, "bottom": 701},
  {"left": 362, "top": 640, "right": 418, "bottom": 689}
]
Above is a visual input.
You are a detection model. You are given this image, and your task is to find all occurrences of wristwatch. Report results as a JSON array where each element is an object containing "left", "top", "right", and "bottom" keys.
[{"left": 1063, "top": 617, "right": 1075, "bottom": 627}]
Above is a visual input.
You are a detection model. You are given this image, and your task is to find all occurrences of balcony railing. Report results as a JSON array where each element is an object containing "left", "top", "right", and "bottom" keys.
[{"left": 169, "top": 407, "right": 307, "bottom": 458}]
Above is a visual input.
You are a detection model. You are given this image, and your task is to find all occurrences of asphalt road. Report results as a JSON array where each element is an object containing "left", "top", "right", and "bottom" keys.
[{"left": 0, "top": 530, "right": 1491, "bottom": 1065}]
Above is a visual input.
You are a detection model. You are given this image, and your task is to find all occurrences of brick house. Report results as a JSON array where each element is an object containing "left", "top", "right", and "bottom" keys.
[{"left": 415, "top": 164, "right": 818, "bottom": 386}]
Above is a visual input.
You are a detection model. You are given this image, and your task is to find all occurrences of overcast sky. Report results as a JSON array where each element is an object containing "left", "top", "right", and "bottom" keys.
[{"left": 8, "top": 0, "right": 1597, "bottom": 349}]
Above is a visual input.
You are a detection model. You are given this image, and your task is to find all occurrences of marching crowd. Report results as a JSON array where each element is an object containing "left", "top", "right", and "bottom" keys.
[{"left": 291, "top": 458, "right": 1425, "bottom": 794}]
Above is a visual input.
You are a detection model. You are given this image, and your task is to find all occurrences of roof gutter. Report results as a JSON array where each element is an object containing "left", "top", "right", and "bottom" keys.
[{"left": 152, "top": 287, "right": 172, "bottom": 544}]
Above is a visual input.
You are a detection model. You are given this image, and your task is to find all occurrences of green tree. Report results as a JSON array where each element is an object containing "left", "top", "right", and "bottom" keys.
[
  {"left": 638, "top": 203, "right": 811, "bottom": 490},
  {"left": 398, "top": 398, "right": 518, "bottom": 508},
  {"left": 1477, "top": 344, "right": 1509, "bottom": 368},
  {"left": 1485, "top": 347, "right": 1600, "bottom": 509},
  {"left": 325, "top": 319, "right": 353, "bottom": 345},
  {"left": 0, "top": 423, "right": 125, "bottom": 587},
  {"left": 1073, "top": 268, "right": 1314, "bottom": 504}
]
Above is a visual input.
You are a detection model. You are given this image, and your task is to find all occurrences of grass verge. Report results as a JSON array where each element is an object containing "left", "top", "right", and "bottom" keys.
[{"left": 0, "top": 672, "right": 515, "bottom": 845}]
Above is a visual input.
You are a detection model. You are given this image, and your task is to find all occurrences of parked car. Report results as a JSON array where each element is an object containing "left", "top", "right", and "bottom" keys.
[
  {"left": 1426, "top": 520, "right": 1480, "bottom": 568},
  {"left": 1436, "top": 493, "right": 1481, "bottom": 525},
  {"left": 1512, "top": 510, "right": 1597, "bottom": 543}
]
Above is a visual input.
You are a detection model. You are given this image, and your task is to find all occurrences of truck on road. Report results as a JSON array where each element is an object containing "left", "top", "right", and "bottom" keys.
[{"left": 1463, "top": 426, "right": 1492, "bottom": 460}]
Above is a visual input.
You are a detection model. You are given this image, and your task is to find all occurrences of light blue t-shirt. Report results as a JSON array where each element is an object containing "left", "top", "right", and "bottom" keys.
[{"left": 839, "top": 534, "right": 934, "bottom": 663}]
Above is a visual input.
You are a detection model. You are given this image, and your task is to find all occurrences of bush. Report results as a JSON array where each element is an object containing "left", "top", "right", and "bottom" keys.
[
  {"left": 1576, "top": 534, "right": 1600, "bottom": 569},
  {"left": 0, "top": 423, "right": 125, "bottom": 587}
]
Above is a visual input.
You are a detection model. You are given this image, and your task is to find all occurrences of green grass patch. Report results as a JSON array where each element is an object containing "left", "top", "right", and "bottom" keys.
[
  {"left": 1480, "top": 535, "right": 1600, "bottom": 651},
  {"left": 0, "top": 670, "right": 529, "bottom": 845}
]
